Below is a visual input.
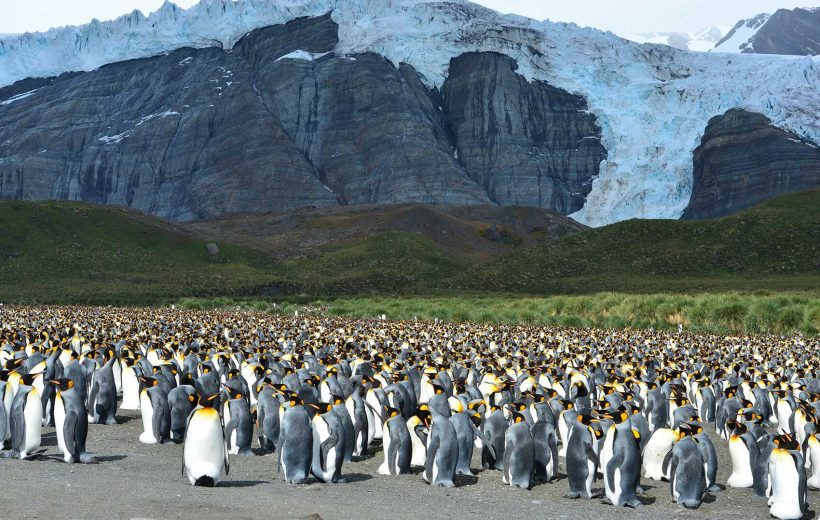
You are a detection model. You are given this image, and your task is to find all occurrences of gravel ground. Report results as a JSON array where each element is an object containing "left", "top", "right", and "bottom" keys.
[{"left": 1, "top": 410, "right": 814, "bottom": 520}]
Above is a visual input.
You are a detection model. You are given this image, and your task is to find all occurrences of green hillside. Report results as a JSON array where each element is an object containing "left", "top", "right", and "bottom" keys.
[
  {"left": 0, "top": 191, "right": 817, "bottom": 306},
  {"left": 0, "top": 201, "right": 278, "bottom": 305},
  {"left": 453, "top": 190, "right": 820, "bottom": 294}
]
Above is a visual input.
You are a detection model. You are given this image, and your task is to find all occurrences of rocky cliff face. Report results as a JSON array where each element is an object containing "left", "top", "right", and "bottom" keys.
[
  {"left": 0, "top": 14, "right": 611, "bottom": 220},
  {"left": 682, "top": 109, "right": 820, "bottom": 219},
  {"left": 442, "top": 52, "right": 606, "bottom": 214},
  {"left": 748, "top": 8, "right": 820, "bottom": 55},
  {"left": 715, "top": 8, "right": 820, "bottom": 55}
]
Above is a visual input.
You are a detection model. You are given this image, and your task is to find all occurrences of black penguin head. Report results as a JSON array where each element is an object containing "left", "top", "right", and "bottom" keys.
[
  {"left": 577, "top": 414, "right": 597, "bottom": 426},
  {"left": 677, "top": 422, "right": 703, "bottom": 439},
  {"left": 19, "top": 373, "right": 39, "bottom": 386},
  {"left": 469, "top": 412, "right": 482, "bottom": 427},
  {"left": 49, "top": 378, "right": 75, "bottom": 392},
  {"left": 510, "top": 410, "right": 527, "bottom": 424},
  {"left": 330, "top": 394, "right": 345, "bottom": 406},
  {"left": 416, "top": 405, "right": 432, "bottom": 427},
  {"left": 384, "top": 406, "right": 401, "bottom": 419},
  {"left": 309, "top": 402, "right": 333, "bottom": 414},
  {"left": 199, "top": 393, "right": 219, "bottom": 408},
  {"left": 138, "top": 376, "right": 159, "bottom": 388},
  {"left": 773, "top": 434, "right": 799, "bottom": 451},
  {"left": 431, "top": 381, "right": 446, "bottom": 395}
]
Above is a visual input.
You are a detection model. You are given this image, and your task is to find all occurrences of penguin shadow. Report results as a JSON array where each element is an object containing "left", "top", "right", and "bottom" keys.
[
  {"left": 219, "top": 480, "right": 267, "bottom": 488},
  {"left": 95, "top": 454, "right": 126, "bottom": 462},
  {"left": 114, "top": 415, "right": 134, "bottom": 424},
  {"left": 340, "top": 472, "right": 373, "bottom": 483},
  {"left": 454, "top": 473, "right": 480, "bottom": 487},
  {"left": 40, "top": 432, "right": 58, "bottom": 447},
  {"left": 801, "top": 510, "right": 816, "bottom": 520}
]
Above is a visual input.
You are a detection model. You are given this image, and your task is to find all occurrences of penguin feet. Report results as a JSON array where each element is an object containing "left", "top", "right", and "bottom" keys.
[
  {"left": 708, "top": 484, "right": 723, "bottom": 492},
  {"left": 624, "top": 498, "right": 642, "bottom": 508},
  {"left": 79, "top": 453, "right": 98, "bottom": 464},
  {"left": 0, "top": 449, "right": 20, "bottom": 459},
  {"left": 237, "top": 449, "right": 255, "bottom": 457},
  {"left": 104, "top": 417, "right": 118, "bottom": 426},
  {"left": 433, "top": 481, "right": 456, "bottom": 488}
]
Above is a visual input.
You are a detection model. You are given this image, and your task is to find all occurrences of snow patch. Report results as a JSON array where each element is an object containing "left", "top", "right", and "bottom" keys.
[
  {"left": 276, "top": 50, "right": 329, "bottom": 62},
  {"left": 713, "top": 14, "right": 770, "bottom": 53},
  {"left": 98, "top": 110, "right": 180, "bottom": 144},
  {"left": 0, "top": 88, "right": 41, "bottom": 106}
]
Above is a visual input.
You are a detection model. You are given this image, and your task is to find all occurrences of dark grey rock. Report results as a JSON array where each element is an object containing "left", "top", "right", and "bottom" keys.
[
  {"left": 206, "top": 243, "right": 219, "bottom": 256},
  {"left": 682, "top": 108, "right": 820, "bottom": 219},
  {"left": 0, "top": 16, "right": 607, "bottom": 220},
  {"left": 718, "top": 8, "right": 820, "bottom": 55},
  {"left": 441, "top": 52, "right": 607, "bottom": 214}
]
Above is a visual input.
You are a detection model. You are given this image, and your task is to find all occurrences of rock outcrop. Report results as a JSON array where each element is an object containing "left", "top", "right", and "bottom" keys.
[
  {"left": 683, "top": 109, "right": 820, "bottom": 219},
  {"left": 740, "top": 8, "right": 820, "bottom": 55},
  {"left": 442, "top": 52, "right": 606, "bottom": 214},
  {"left": 0, "top": 14, "right": 610, "bottom": 220}
]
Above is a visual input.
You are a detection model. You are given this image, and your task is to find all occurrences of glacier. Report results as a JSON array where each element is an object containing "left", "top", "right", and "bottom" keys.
[{"left": 0, "top": 0, "right": 818, "bottom": 226}]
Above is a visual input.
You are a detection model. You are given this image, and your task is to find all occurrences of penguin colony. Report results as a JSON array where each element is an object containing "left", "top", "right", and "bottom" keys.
[{"left": 1, "top": 305, "right": 818, "bottom": 519}]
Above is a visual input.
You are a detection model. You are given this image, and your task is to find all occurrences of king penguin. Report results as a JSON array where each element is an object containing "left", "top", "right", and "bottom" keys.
[
  {"left": 600, "top": 407, "right": 643, "bottom": 507},
  {"left": 52, "top": 378, "right": 96, "bottom": 463},
  {"left": 2, "top": 373, "right": 43, "bottom": 459},
  {"left": 138, "top": 376, "right": 172, "bottom": 445},
  {"left": 278, "top": 395, "right": 313, "bottom": 484},
  {"left": 183, "top": 393, "right": 229, "bottom": 486},
  {"left": 378, "top": 407, "right": 411, "bottom": 475},
  {"left": 768, "top": 434, "right": 807, "bottom": 520},
  {"left": 668, "top": 423, "right": 707, "bottom": 509},
  {"left": 565, "top": 413, "right": 600, "bottom": 499},
  {"left": 503, "top": 409, "right": 535, "bottom": 490},
  {"left": 420, "top": 405, "right": 459, "bottom": 487}
]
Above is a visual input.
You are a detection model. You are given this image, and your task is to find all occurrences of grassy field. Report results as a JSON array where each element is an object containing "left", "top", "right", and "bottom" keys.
[
  {"left": 1, "top": 193, "right": 818, "bottom": 335},
  {"left": 176, "top": 292, "right": 820, "bottom": 336},
  {"left": 0, "top": 201, "right": 280, "bottom": 305}
]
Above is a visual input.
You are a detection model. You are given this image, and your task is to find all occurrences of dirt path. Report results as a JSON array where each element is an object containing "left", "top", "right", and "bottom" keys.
[{"left": 0, "top": 410, "right": 811, "bottom": 520}]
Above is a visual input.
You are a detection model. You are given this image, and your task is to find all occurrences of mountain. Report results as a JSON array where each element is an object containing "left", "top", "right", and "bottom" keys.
[
  {"left": 0, "top": 0, "right": 818, "bottom": 226},
  {"left": 624, "top": 26, "right": 728, "bottom": 52},
  {"left": 714, "top": 7, "right": 820, "bottom": 55}
]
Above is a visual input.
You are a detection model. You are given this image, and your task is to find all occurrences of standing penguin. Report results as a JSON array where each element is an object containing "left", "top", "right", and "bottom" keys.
[
  {"left": 642, "top": 428, "right": 678, "bottom": 481},
  {"left": 310, "top": 402, "right": 345, "bottom": 483},
  {"left": 600, "top": 408, "right": 643, "bottom": 507},
  {"left": 138, "top": 376, "right": 172, "bottom": 445},
  {"left": 727, "top": 420, "right": 758, "bottom": 488},
  {"left": 503, "top": 410, "right": 535, "bottom": 490},
  {"left": 419, "top": 405, "right": 459, "bottom": 488},
  {"left": 668, "top": 423, "right": 707, "bottom": 509},
  {"left": 378, "top": 407, "right": 411, "bottom": 475},
  {"left": 1, "top": 373, "right": 44, "bottom": 459},
  {"left": 694, "top": 427, "right": 721, "bottom": 492},
  {"left": 52, "top": 378, "right": 96, "bottom": 464},
  {"left": 768, "top": 435, "right": 807, "bottom": 520},
  {"left": 278, "top": 395, "right": 313, "bottom": 484},
  {"left": 532, "top": 419, "right": 559, "bottom": 483},
  {"left": 168, "top": 385, "right": 197, "bottom": 443},
  {"left": 183, "top": 393, "right": 229, "bottom": 486},
  {"left": 482, "top": 405, "right": 507, "bottom": 470},
  {"left": 120, "top": 358, "right": 142, "bottom": 410},
  {"left": 450, "top": 411, "right": 478, "bottom": 476},
  {"left": 565, "top": 414, "right": 600, "bottom": 499},
  {"left": 223, "top": 388, "right": 254, "bottom": 456},
  {"left": 87, "top": 356, "right": 118, "bottom": 425},
  {"left": 255, "top": 382, "right": 280, "bottom": 452}
]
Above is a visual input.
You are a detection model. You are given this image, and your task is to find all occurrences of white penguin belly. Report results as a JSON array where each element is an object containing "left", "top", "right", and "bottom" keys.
[
  {"left": 769, "top": 452, "right": 803, "bottom": 520},
  {"left": 311, "top": 416, "right": 335, "bottom": 481},
  {"left": 776, "top": 402, "right": 793, "bottom": 434},
  {"left": 643, "top": 429, "right": 676, "bottom": 480},
  {"left": 139, "top": 391, "right": 157, "bottom": 444},
  {"left": 408, "top": 423, "right": 426, "bottom": 467},
  {"left": 558, "top": 414, "right": 570, "bottom": 457},
  {"left": 120, "top": 368, "right": 140, "bottom": 410},
  {"left": 184, "top": 409, "right": 226, "bottom": 485},
  {"left": 377, "top": 422, "right": 392, "bottom": 475},
  {"left": 727, "top": 437, "right": 754, "bottom": 488},
  {"left": 22, "top": 390, "right": 43, "bottom": 457},
  {"left": 54, "top": 394, "right": 70, "bottom": 461},
  {"left": 808, "top": 438, "right": 820, "bottom": 489}
]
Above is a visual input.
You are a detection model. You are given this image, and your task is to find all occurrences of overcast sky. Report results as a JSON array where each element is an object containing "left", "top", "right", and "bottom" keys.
[{"left": 2, "top": 0, "right": 819, "bottom": 35}]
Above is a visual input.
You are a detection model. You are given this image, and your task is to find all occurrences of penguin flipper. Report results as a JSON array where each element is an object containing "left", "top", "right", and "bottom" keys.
[
  {"left": 9, "top": 397, "right": 25, "bottom": 451},
  {"left": 63, "top": 411, "right": 79, "bottom": 460},
  {"left": 606, "top": 451, "right": 624, "bottom": 494},
  {"left": 224, "top": 418, "right": 238, "bottom": 450},
  {"left": 320, "top": 430, "right": 339, "bottom": 471},
  {"left": 471, "top": 423, "right": 495, "bottom": 461}
]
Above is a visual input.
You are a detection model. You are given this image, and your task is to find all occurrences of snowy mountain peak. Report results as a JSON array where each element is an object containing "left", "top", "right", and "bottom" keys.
[
  {"left": 713, "top": 13, "right": 771, "bottom": 53},
  {"left": 623, "top": 26, "right": 729, "bottom": 52}
]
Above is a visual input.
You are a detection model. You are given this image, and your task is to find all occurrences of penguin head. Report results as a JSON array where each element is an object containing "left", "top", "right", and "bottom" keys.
[
  {"left": 726, "top": 419, "right": 747, "bottom": 437},
  {"left": 330, "top": 394, "right": 344, "bottom": 406},
  {"left": 577, "top": 414, "right": 597, "bottom": 426},
  {"left": 510, "top": 410, "right": 527, "bottom": 424},
  {"left": 511, "top": 401, "right": 528, "bottom": 412},
  {"left": 199, "top": 393, "right": 219, "bottom": 408},
  {"left": 602, "top": 406, "right": 630, "bottom": 424},
  {"left": 415, "top": 405, "right": 432, "bottom": 428},
  {"left": 384, "top": 406, "right": 401, "bottom": 419},
  {"left": 138, "top": 376, "right": 159, "bottom": 388},
  {"left": 49, "top": 378, "right": 75, "bottom": 392},
  {"left": 19, "top": 373, "right": 39, "bottom": 387},
  {"left": 469, "top": 412, "right": 482, "bottom": 427},
  {"left": 773, "top": 434, "right": 799, "bottom": 451},
  {"left": 677, "top": 422, "right": 702, "bottom": 439},
  {"left": 308, "top": 402, "right": 333, "bottom": 414},
  {"left": 431, "top": 381, "right": 446, "bottom": 395}
]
